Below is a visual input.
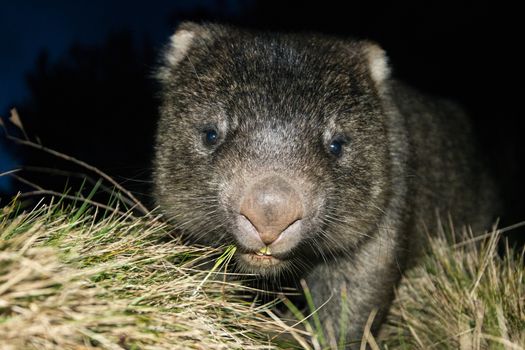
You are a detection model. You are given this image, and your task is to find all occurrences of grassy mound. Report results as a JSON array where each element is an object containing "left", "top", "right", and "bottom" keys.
[
  {"left": 383, "top": 222, "right": 525, "bottom": 350},
  {"left": 0, "top": 200, "right": 305, "bottom": 349},
  {"left": 1, "top": 198, "right": 523, "bottom": 349}
]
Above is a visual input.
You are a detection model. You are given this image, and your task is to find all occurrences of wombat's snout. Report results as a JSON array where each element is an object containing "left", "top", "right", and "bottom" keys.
[{"left": 239, "top": 176, "right": 303, "bottom": 245}]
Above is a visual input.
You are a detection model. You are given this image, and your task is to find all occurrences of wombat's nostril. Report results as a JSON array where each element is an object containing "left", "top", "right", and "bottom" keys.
[{"left": 240, "top": 176, "right": 303, "bottom": 245}]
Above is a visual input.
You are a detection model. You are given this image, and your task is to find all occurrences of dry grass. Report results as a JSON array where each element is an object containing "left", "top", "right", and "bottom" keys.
[
  {"left": 382, "top": 221, "right": 525, "bottom": 350},
  {"left": 1, "top": 196, "right": 524, "bottom": 349},
  {"left": 0, "top": 199, "right": 306, "bottom": 349}
]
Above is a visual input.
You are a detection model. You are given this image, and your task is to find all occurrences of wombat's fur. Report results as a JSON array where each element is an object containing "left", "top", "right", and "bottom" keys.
[{"left": 153, "top": 22, "right": 498, "bottom": 347}]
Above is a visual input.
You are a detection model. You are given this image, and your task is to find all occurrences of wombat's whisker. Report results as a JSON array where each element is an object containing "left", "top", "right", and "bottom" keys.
[
  {"left": 321, "top": 215, "right": 374, "bottom": 240},
  {"left": 176, "top": 217, "right": 224, "bottom": 235},
  {"left": 316, "top": 228, "right": 348, "bottom": 260}
]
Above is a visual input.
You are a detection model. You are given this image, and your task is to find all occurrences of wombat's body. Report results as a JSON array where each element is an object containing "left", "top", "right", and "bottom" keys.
[{"left": 154, "top": 23, "right": 498, "bottom": 347}]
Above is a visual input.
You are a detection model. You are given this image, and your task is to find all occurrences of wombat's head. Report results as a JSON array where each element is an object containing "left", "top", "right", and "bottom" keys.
[{"left": 154, "top": 23, "right": 392, "bottom": 277}]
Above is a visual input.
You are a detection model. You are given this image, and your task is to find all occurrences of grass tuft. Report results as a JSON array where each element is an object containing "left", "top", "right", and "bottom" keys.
[
  {"left": 0, "top": 200, "right": 300, "bottom": 349},
  {"left": 382, "top": 222, "right": 525, "bottom": 349}
]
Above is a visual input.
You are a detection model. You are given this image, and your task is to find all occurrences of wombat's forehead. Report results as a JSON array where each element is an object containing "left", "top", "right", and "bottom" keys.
[
  {"left": 217, "top": 93, "right": 335, "bottom": 133},
  {"left": 208, "top": 62, "right": 354, "bottom": 125},
  {"left": 194, "top": 35, "right": 359, "bottom": 91},
  {"left": 170, "top": 34, "right": 370, "bottom": 127}
]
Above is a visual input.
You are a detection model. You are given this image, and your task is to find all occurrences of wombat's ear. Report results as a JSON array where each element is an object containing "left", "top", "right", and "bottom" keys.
[
  {"left": 157, "top": 22, "right": 205, "bottom": 81},
  {"left": 362, "top": 42, "right": 391, "bottom": 90},
  {"left": 164, "top": 22, "right": 201, "bottom": 67}
]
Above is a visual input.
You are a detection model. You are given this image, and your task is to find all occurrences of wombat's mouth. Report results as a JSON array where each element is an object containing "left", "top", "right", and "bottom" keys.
[{"left": 238, "top": 249, "right": 283, "bottom": 268}]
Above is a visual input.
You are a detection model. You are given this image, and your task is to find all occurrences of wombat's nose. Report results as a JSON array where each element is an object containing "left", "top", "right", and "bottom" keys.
[{"left": 240, "top": 176, "right": 303, "bottom": 245}]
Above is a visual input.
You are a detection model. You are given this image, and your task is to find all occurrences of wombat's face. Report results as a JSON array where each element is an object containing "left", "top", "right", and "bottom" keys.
[{"left": 154, "top": 23, "right": 391, "bottom": 277}]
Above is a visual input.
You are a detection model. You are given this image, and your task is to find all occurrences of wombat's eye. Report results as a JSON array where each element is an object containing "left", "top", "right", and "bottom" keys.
[
  {"left": 329, "top": 137, "right": 346, "bottom": 157},
  {"left": 203, "top": 128, "right": 219, "bottom": 146}
]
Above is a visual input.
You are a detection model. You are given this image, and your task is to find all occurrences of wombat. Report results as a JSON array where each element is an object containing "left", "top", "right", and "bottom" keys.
[{"left": 153, "top": 22, "right": 498, "bottom": 347}]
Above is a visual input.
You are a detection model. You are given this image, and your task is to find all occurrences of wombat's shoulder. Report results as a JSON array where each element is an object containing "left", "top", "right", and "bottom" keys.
[{"left": 389, "top": 81, "right": 499, "bottom": 236}]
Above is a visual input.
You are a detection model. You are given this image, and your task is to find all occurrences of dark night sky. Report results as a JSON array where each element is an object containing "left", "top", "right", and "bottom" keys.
[
  {"left": 0, "top": 0, "right": 248, "bottom": 110},
  {"left": 0, "top": 0, "right": 250, "bottom": 190},
  {"left": 0, "top": 0, "right": 522, "bottom": 236}
]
